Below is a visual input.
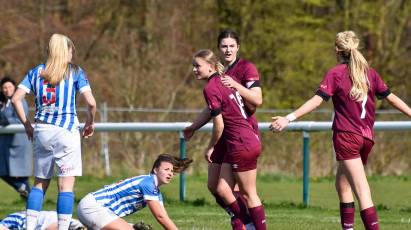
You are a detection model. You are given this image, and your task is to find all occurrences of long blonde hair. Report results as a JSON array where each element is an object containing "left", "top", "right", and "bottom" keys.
[
  {"left": 193, "top": 49, "right": 225, "bottom": 76},
  {"left": 42, "top": 34, "right": 76, "bottom": 85},
  {"left": 335, "top": 31, "right": 369, "bottom": 101}
]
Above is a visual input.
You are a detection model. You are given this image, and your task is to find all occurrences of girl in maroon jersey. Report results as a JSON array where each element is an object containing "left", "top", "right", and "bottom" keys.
[
  {"left": 271, "top": 31, "right": 411, "bottom": 230},
  {"left": 193, "top": 49, "right": 266, "bottom": 230},
  {"left": 185, "top": 30, "right": 263, "bottom": 229}
]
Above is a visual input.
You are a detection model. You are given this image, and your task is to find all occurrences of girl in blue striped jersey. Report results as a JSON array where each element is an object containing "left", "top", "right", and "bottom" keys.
[
  {"left": 12, "top": 33, "right": 97, "bottom": 230},
  {"left": 77, "top": 154, "right": 191, "bottom": 230}
]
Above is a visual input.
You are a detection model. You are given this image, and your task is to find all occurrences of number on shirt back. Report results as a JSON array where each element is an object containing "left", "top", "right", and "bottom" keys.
[
  {"left": 229, "top": 91, "right": 247, "bottom": 119},
  {"left": 42, "top": 80, "right": 56, "bottom": 105}
]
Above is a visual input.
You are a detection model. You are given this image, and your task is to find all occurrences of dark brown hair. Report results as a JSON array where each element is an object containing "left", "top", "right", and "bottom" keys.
[{"left": 217, "top": 29, "right": 240, "bottom": 47}]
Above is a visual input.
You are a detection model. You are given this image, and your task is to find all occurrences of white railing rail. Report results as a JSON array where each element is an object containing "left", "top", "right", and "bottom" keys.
[
  {"left": 2, "top": 121, "right": 411, "bottom": 205},
  {"left": 2, "top": 121, "right": 411, "bottom": 133}
]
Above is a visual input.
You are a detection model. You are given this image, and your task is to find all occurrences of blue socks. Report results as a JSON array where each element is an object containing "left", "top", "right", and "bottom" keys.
[
  {"left": 26, "top": 187, "right": 44, "bottom": 230},
  {"left": 57, "top": 192, "right": 74, "bottom": 230}
]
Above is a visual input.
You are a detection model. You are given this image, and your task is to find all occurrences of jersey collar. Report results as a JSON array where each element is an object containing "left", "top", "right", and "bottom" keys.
[
  {"left": 225, "top": 58, "right": 240, "bottom": 72},
  {"left": 151, "top": 173, "right": 159, "bottom": 187},
  {"left": 208, "top": 72, "right": 219, "bottom": 81}
]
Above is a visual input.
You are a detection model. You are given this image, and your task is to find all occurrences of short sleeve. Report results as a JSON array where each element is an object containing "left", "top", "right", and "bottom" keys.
[
  {"left": 75, "top": 68, "right": 91, "bottom": 93},
  {"left": 203, "top": 84, "right": 222, "bottom": 117},
  {"left": 373, "top": 70, "right": 390, "bottom": 99},
  {"left": 243, "top": 62, "right": 260, "bottom": 81},
  {"left": 140, "top": 179, "right": 161, "bottom": 201},
  {"left": 18, "top": 69, "right": 36, "bottom": 94},
  {"left": 316, "top": 69, "right": 338, "bottom": 101},
  {"left": 242, "top": 62, "right": 260, "bottom": 88}
]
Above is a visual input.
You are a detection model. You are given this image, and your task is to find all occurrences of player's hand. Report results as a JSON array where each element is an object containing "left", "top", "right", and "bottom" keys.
[
  {"left": 270, "top": 116, "right": 289, "bottom": 132},
  {"left": 23, "top": 120, "right": 34, "bottom": 141},
  {"left": 82, "top": 120, "right": 95, "bottom": 138},
  {"left": 133, "top": 221, "right": 153, "bottom": 230},
  {"left": 203, "top": 147, "right": 213, "bottom": 163},
  {"left": 221, "top": 75, "right": 239, "bottom": 89},
  {"left": 183, "top": 125, "right": 195, "bottom": 141}
]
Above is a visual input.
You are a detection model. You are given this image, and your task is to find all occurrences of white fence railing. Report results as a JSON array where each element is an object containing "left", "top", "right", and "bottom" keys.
[{"left": 2, "top": 121, "right": 411, "bottom": 205}]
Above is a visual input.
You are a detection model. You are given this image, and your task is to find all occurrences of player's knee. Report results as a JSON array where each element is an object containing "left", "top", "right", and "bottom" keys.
[
  {"left": 335, "top": 181, "right": 351, "bottom": 195},
  {"left": 215, "top": 184, "right": 229, "bottom": 198},
  {"left": 239, "top": 189, "right": 258, "bottom": 203}
]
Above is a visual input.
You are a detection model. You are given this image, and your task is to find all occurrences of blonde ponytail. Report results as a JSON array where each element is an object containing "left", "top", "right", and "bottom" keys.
[
  {"left": 42, "top": 34, "right": 75, "bottom": 85},
  {"left": 216, "top": 62, "right": 225, "bottom": 76},
  {"left": 335, "top": 31, "right": 369, "bottom": 101},
  {"left": 193, "top": 49, "right": 223, "bottom": 75}
]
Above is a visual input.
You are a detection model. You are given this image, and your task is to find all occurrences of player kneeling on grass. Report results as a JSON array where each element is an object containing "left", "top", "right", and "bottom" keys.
[
  {"left": 77, "top": 154, "right": 192, "bottom": 230},
  {"left": 0, "top": 210, "right": 84, "bottom": 230}
]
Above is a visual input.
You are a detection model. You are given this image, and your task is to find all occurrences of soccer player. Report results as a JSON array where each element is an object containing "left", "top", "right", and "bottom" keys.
[
  {"left": 77, "top": 154, "right": 191, "bottom": 230},
  {"left": 11, "top": 33, "right": 97, "bottom": 230},
  {"left": 193, "top": 49, "right": 266, "bottom": 230},
  {"left": 185, "top": 29, "right": 262, "bottom": 229},
  {"left": 270, "top": 31, "right": 411, "bottom": 230},
  {"left": 0, "top": 211, "right": 84, "bottom": 230}
]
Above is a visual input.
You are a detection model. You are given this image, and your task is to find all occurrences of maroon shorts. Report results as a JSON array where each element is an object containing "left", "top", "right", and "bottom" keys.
[
  {"left": 223, "top": 144, "right": 261, "bottom": 172},
  {"left": 210, "top": 138, "right": 226, "bottom": 164},
  {"left": 333, "top": 131, "right": 374, "bottom": 165}
]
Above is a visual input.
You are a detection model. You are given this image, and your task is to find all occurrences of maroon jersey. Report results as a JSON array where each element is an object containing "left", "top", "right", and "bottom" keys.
[
  {"left": 316, "top": 64, "right": 390, "bottom": 140},
  {"left": 225, "top": 58, "right": 260, "bottom": 133},
  {"left": 203, "top": 73, "right": 260, "bottom": 153}
]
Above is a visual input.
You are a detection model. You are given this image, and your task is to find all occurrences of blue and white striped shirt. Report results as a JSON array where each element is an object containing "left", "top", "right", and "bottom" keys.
[
  {"left": 92, "top": 174, "right": 163, "bottom": 218},
  {"left": 18, "top": 64, "right": 91, "bottom": 131}
]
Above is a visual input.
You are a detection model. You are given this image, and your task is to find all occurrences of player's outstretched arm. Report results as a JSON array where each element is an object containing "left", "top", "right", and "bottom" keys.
[
  {"left": 146, "top": 200, "right": 178, "bottom": 230},
  {"left": 385, "top": 93, "right": 411, "bottom": 117},
  {"left": 81, "top": 90, "right": 96, "bottom": 138},
  {"left": 271, "top": 95, "right": 324, "bottom": 132},
  {"left": 183, "top": 107, "right": 211, "bottom": 141},
  {"left": 11, "top": 88, "right": 33, "bottom": 141}
]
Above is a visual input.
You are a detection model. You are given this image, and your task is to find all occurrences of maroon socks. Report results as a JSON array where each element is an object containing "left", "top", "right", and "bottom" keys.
[
  {"left": 213, "top": 193, "right": 248, "bottom": 230},
  {"left": 248, "top": 205, "right": 266, "bottom": 230},
  {"left": 340, "top": 202, "right": 355, "bottom": 229},
  {"left": 360, "top": 206, "right": 379, "bottom": 230}
]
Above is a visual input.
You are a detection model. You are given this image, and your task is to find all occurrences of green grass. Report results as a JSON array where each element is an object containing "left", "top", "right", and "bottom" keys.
[{"left": 1, "top": 175, "right": 410, "bottom": 229}]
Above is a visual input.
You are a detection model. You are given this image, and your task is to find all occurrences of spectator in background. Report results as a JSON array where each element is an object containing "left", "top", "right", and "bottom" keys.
[{"left": 0, "top": 76, "right": 32, "bottom": 200}]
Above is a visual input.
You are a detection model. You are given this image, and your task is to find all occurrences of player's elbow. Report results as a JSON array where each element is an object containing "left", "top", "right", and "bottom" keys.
[
  {"left": 87, "top": 97, "right": 97, "bottom": 109},
  {"left": 254, "top": 97, "right": 263, "bottom": 107},
  {"left": 154, "top": 213, "right": 169, "bottom": 224},
  {"left": 11, "top": 96, "right": 19, "bottom": 105}
]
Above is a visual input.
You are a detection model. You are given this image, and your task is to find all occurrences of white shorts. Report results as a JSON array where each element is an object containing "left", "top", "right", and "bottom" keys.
[
  {"left": 77, "top": 193, "right": 119, "bottom": 230},
  {"left": 34, "top": 123, "right": 82, "bottom": 179}
]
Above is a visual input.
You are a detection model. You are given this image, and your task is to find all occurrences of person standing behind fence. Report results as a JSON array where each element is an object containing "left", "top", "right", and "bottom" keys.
[
  {"left": 193, "top": 49, "right": 266, "bottom": 229},
  {"left": 270, "top": 31, "right": 411, "bottom": 230},
  {"left": 11, "top": 33, "right": 96, "bottom": 230},
  {"left": 0, "top": 76, "right": 32, "bottom": 200}
]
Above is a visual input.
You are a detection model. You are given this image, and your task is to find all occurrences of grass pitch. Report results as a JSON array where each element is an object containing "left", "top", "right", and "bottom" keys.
[{"left": 0, "top": 175, "right": 410, "bottom": 229}]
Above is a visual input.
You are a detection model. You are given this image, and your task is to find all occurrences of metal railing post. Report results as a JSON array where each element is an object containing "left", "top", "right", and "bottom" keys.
[
  {"left": 100, "top": 102, "right": 111, "bottom": 176},
  {"left": 179, "top": 131, "right": 186, "bottom": 201},
  {"left": 303, "top": 131, "right": 310, "bottom": 206}
]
